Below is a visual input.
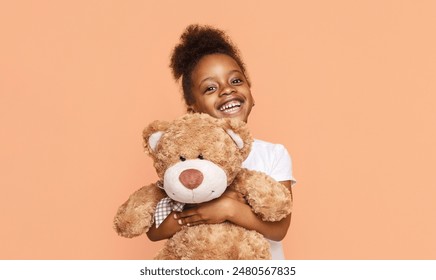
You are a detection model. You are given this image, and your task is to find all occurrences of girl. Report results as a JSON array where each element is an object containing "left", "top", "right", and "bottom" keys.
[{"left": 146, "top": 24, "right": 296, "bottom": 259}]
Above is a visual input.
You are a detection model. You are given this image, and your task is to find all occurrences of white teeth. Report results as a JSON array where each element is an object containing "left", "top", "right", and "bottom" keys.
[{"left": 219, "top": 101, "right": 241, "bottom": 111}]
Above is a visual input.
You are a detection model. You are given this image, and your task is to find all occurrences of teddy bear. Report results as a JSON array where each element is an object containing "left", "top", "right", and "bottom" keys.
[{"left": 113, "top": 113, "right": 292, "bottom": 259}]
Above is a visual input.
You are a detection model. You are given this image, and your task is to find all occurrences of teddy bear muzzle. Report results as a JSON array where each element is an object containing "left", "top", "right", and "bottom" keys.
[
  {"left": 163, "top": 158, "right": 228, "bottom": 203},
  {"left": 179, "top": 169, "right": 204, "bottom": 189}
]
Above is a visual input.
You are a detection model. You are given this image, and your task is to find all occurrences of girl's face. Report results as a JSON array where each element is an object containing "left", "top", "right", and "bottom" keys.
[{"left": 189, "top": 53, "right": 254, "bottom": 123}]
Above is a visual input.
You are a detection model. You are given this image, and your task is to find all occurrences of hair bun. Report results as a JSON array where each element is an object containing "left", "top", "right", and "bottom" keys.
[{"left": 170, "top": 24, "right": 245, "bottom": 81}]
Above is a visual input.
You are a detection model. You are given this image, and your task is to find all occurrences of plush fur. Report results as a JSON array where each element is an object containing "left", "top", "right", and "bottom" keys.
[{"left": 113, "top": 113, "right": 292, "bottom": 259}]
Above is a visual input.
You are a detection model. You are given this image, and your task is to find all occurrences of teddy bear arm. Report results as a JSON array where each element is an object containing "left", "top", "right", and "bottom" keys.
[
  {"left": 232, "top": 169, "right": 292, "bottom": 222},
  {"left": 113, "top": 183, "right": 165, "bottom": 238}
]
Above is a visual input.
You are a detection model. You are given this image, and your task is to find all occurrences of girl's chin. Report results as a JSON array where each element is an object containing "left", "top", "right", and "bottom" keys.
[
  {"left": 218, "top": 110, "right": 240, "bottom": 118},
  {"left": 216, "top": 110, "right": 247, "bottom": 122}
]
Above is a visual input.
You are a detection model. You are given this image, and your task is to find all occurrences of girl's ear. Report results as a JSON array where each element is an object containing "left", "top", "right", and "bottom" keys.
[{"left": 142, "top": 120, "right": 170, "bottom": 155}]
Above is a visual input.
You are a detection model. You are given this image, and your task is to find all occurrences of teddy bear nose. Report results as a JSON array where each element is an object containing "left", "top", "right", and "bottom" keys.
[{"left": 179, "top": 169, "right": 204, "bottom": 189}]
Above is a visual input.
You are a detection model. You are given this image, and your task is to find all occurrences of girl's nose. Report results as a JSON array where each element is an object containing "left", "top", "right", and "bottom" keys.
[{"left": 219, "top": 86, "right": 236, "bottom": 96}]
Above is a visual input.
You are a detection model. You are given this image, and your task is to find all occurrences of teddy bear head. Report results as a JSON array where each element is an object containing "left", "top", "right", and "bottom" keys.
[{"left": 142, "top": 113, "right": 252, "bottom": 204}]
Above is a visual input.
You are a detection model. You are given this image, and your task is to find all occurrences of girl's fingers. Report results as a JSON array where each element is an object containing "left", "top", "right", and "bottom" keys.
[
  {"left": 174, "top": 211, "right": 197, "bottom": 226},
  {"left": 176, "top": 215, "right": 205, "bottom": 226},
  {"left": 174, "top": 208, "right": 198, "bottom": 219},
  {"left": 185, "top": 220, "right": 203, "bottom": 227}
]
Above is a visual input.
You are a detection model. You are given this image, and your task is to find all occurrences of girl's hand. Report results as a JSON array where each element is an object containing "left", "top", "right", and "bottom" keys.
[{"left": 174, "top": 190, "right": 245, "bottom": 226}]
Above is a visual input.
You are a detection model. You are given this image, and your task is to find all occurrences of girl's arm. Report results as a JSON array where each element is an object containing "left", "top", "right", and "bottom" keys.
[
  {"left": 172, "top": 181, "right": 293, "bottom": 242},
  {"left": 146, "top": 211, "right": 182, "bottom": 241}
]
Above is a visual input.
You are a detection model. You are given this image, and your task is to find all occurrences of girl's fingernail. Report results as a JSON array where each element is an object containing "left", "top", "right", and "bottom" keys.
[
  {"left": 173, "top": 214, "right": 178, "bottom": 219},
  {"left": 178, "top": 220, "right": 183, "bottom": 225}
]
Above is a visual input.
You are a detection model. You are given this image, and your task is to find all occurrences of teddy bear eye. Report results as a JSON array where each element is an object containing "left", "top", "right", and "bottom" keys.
[
  {"left": 179, "top": 156, "right": 186, "bottom": 161},
  {"left": 198, "top": 154, "right": 204, "bottom": 160}
]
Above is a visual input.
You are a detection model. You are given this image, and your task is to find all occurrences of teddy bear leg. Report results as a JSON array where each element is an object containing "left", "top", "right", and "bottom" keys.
[
  {"left": 234, "top": 230, "right": 271, "bottom": 260},
  {"left": 154, "top": 245, "right": 179, "bottom": 260},
  {"left": 153, "top": 224, "right": 271, "bottom": 260}
]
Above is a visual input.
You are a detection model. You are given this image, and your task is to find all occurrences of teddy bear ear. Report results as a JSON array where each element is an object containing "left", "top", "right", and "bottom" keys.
[
  {"left": 142, "top": 120, "right": 170, "bottom": 154},
  {"left": 223, "top": 118, "right": 253, "bottom": 159},
  {"left": 226, "top": 129, "right": 244, "bottom": 149},
  {"left": 147, "top": 131, "right": 164, "bottom": 152}
]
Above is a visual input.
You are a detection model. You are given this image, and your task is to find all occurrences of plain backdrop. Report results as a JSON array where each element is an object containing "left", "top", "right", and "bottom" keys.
[{"left": 1, "top": 0, "right": 435, "bottom": 259}]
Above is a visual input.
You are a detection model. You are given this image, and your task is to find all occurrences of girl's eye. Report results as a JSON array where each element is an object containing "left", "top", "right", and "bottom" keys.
[
  {"left": 204, "top": 86, "right": 217, "bottom": 93},
  {"left": 232, "top": 78, "right": 243, "bottom": 84}
]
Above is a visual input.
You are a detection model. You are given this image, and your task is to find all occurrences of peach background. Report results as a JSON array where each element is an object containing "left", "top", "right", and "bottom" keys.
[{"left": 1, "top": 0, "right": 435, "bottom": 259}]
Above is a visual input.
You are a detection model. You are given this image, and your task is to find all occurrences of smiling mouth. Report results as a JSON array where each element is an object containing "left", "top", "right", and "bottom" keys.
[{"left": 218, "top": 100, "right": 243, "bottom": 113}]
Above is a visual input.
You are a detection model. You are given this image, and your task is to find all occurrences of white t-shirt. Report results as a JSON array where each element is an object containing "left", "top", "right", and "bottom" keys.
[{"left": 242, "top": 139, "right": 296, "bottom": 260}]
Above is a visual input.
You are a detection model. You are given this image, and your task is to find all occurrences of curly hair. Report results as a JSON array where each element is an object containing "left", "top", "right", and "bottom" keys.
[{"left": 170, "top": 24, "right": 250, "bottom": 108}]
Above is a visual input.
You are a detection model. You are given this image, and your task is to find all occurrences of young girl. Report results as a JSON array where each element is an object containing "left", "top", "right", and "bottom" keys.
[{"left": 146, "top": 24, "right": 296, "bottom": 259}]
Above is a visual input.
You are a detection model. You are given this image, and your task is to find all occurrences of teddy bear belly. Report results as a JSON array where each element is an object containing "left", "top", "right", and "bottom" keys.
[{"left": 154, "top": 223, "right": 271, "bottom": 260}]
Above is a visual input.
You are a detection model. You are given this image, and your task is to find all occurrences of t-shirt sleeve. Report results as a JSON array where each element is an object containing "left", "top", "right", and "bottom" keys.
[{"left": 271, "top": 144, "right": 296, "bottom": 185}]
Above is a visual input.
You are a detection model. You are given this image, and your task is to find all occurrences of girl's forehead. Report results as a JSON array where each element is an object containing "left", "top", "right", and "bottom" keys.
[{"left": 192, "top": 54, "right": 242, "bottom": 80}]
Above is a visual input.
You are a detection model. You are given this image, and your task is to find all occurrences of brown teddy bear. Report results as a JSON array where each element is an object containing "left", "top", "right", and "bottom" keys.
[{"left": 113, "top": 113, "right": 292, "bottom": 259}]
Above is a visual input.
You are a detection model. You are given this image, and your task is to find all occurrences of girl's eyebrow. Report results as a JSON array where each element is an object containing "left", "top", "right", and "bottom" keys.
[
  {"left": 198, "top": 69, "right": 243, "bottom": 86},
  {"left": 228, "top": 69, "right": 243, "bottom": 75},
  {"left": 198, "top": 76, "right": 214, "bottom": 86}
]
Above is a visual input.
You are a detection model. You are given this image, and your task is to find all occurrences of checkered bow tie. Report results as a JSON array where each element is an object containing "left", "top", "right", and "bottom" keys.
[{"left": 154, "top": 197, "right": 185, "bottom": 228}]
